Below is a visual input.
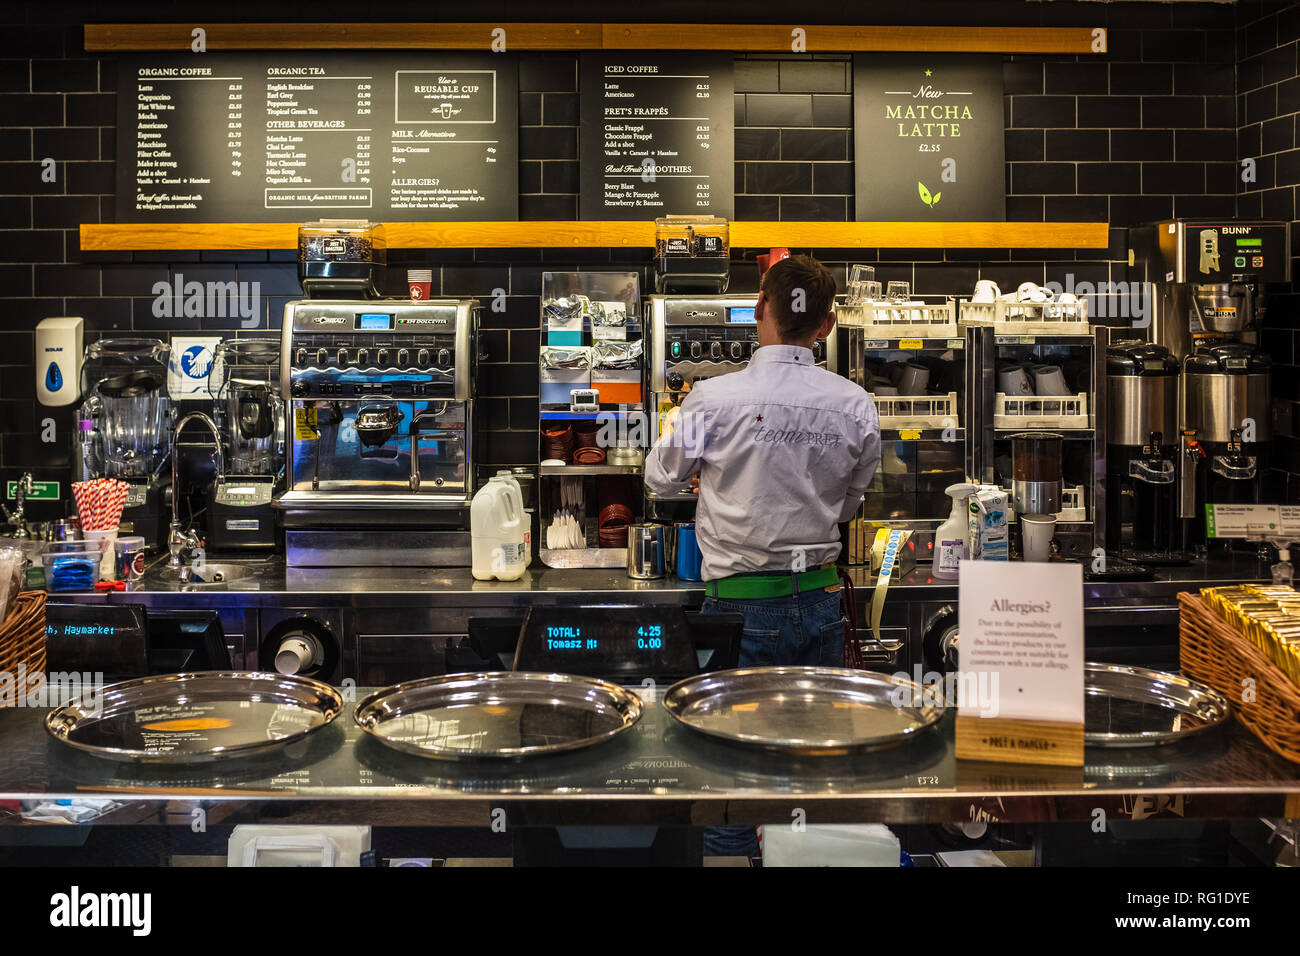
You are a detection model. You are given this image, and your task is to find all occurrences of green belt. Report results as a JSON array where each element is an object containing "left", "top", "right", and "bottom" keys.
[{"left": 705, "top": 565, "right": 839, "bottom": 599}]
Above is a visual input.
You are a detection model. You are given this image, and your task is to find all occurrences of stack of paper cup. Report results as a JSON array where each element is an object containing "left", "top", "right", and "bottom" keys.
[{"left": 407, "top": 269, "right": 433, "bottom": 301}]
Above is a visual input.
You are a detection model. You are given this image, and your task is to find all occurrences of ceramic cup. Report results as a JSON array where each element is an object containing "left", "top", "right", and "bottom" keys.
[
  {"left": 896, "top": 362, "right": 931, "bottom": 396},
  {"left": 973, "top": 280, "right": 1001, "bottom": 304},
  {"left": 1016, "top": 281, "right": 1048, "bottom": 303},
  {"left": 1031, "top": 364, "right": 1071, "bottom": 396},
  {"left": 998, "top": 366, "right": 1034, "bottom": 396}
]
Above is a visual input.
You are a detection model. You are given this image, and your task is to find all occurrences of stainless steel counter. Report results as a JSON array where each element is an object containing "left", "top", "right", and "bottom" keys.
[
  {"left": 39, "top": 552, "right": 1273, "bottom": 683},
  {"left": 54, "top": 551, "right": 1273, "bottom": 606},
  {"left": 1, "top": 694, "right": 1297, "bottom": 827}
]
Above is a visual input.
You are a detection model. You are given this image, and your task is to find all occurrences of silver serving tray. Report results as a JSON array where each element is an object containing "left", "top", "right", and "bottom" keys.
[
  {"left": 662, "top": 666, "right": 945, "bottom": 755},
  {"left": 353, "top": 671, "right": 644, "bottom": 760},
  {"left": 1084, "top": 662, "right": 1230, "bottom": 749},
  {"left": 45, "top": 671, "right": 344, "bottom": 764}
]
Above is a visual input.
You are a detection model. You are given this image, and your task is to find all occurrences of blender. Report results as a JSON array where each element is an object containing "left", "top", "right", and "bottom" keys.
[
  {"left": 75, "top": 338, "right": 173, "bottom": 548},
  {"left": 206, "top": 339, "right": 284, "bottom": 552}
]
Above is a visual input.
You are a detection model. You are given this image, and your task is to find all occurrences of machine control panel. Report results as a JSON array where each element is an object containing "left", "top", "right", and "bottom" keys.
[
  {"left": 648, "top": 295, "right": 827, "bottom": 394},
  {"left": 281, "top": 300, "right": 476, "bottom": 403}
]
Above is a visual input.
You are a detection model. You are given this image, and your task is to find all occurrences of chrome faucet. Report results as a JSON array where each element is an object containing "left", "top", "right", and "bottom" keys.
[
  {"left": 1, "top": 472, "right": 33, "bottom": 539},
  {"left": 168, "top": 412, "right": 224, "bottom": 569}
]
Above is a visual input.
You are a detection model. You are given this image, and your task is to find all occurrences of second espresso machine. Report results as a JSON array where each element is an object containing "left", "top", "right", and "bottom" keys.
[{"left": 276, "top": 299, "right": 479, "bottom": 567}]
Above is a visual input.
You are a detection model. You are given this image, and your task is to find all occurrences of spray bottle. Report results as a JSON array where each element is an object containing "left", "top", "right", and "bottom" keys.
[{"left": 933, "top": 482, "right": 977, "bottom": 579}]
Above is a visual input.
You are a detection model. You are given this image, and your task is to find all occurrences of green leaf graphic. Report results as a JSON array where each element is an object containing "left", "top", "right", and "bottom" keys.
[
  {"left": 918, "top": 181, "right": 933, "bottom": 206},
  {"left": 932, "top": 192, "right": 941, "bottom": 205}
]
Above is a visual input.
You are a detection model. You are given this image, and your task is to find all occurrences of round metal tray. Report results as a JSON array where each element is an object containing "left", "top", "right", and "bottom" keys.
[
  {"left": 662, "top": 666, "right": 945, "bottom": 755},
  {"left": 1084, "top": 662, "right": 1231, "bottom": 749},
  {"left": 353, "top": 672, "right": 644, "bottom": 760},
  {"left": 44, "top": 671, "right": 344, "bottom": 764}
]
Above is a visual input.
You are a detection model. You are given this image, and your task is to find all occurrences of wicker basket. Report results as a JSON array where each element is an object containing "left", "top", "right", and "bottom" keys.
[
  {"left": 1179, "top": 591, "right": 1300, "bottom": 764},
  {"left": 0, "top": 590, "right": 46, "bottom": 706}
]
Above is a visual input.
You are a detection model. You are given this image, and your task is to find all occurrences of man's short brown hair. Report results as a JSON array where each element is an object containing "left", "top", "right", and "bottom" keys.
[{"left": 759, "top": 254, "right": 837, "bottom": 340}]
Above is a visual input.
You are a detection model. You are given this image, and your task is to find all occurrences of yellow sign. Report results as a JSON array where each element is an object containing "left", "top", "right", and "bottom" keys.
[
  {"left": 294, "top": 406, "right": 317, "bottom": 441},
  {"left": 898, "top": 338, "right": 923, "bottom": 350},
  {"left": 898, "top": 428, "right": 922, "bottom": 441}
]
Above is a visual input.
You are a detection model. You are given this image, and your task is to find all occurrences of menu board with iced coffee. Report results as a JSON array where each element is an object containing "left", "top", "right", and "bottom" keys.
[
  {"left": 116, "top": 54, "right": 518, "bottom": 222},
  {"left": 579, "top": 53, "right": 734, "bottom": 220}
]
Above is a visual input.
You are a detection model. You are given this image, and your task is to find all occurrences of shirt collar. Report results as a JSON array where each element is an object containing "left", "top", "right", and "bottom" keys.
[{"left": 749, "top": 344, "right": 816, "bottom": 366}]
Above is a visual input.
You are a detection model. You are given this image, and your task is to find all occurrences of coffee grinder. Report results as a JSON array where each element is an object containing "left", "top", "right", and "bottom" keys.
[
  {"left": 206, "top": 339, "right": 283, "bottom": 552},
  {"left": 75, "top": 338, "right": 173, "bottom": 548}
]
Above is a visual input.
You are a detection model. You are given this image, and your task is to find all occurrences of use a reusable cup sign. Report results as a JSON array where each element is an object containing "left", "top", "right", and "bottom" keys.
[{"left": 957, "top": 561, "right": 1084, "bottom": 726}]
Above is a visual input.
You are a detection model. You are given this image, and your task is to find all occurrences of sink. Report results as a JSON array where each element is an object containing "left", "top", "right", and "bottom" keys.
[{"left": 158, "top": 562, "right": 255, "bottom": 590}]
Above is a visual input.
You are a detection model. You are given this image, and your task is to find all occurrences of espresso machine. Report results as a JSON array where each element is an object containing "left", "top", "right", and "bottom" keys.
[
  {"left": 75, "top": 338, "right": 173, "bottom": 548},
  {"left": 1105, "top": 341, "right": 1185, "bottom": 561},
  {"left": 206, "top": 338, "right": 283, "bottom": 552},
  {"left": 1128, "top": 219, "right": 1287, "bottom": 546},
  {"left": 276, "top": 299, "right": 479, "bottom": 567}
]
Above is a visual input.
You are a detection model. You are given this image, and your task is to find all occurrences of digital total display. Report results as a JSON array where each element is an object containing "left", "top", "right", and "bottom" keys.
[
  {"left": 728, "top": 308, "right": 756, "bottom": 324},
  {"left": 515, "top": 606, "right": 696, "bottom": 680},
  {"left": 357, "top": 314, "right": 394, "bottom": 330}
]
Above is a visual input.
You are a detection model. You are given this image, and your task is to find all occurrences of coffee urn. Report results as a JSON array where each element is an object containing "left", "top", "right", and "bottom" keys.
[
  {"left": 1105, "top": 342, "right": 1181, "bottom": 557},
  {"left": 1183, "top": 343, "right": 1272, "bottom": 523}
]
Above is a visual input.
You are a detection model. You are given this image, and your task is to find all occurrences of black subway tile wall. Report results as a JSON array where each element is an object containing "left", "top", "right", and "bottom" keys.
[
  {"left": 1240, "top": 0, "right": 1300, "bottom": 500},
  {"left": 2, "top": 2, "right": 1298, "bottom": 518}
]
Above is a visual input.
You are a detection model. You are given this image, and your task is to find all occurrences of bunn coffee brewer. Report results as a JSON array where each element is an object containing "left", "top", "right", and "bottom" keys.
[
  {"left": 1128, "top": 219, "right": 1288, "bottom": 551},
  {"left": 276, "top": 299, "right": 478, "bottom": 567},
  {"left": 206, "top": 339, "right": 284, "bottom": 553},
  {"left": 75, "top": 338, "right": 173, "bottom": 548}
]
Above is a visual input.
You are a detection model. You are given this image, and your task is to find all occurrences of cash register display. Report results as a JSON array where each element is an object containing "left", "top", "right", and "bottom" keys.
[{"left": 514, "top": 605, "right": 697, "bottom": 680}]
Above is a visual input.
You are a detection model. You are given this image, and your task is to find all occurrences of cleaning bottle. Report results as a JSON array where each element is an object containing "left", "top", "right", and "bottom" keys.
[
  {"left": 471, "top": 474, "right": 528, "bottom": 581},
  {"left": 933, "top": 482, "right": 977, "bottom": 579}
]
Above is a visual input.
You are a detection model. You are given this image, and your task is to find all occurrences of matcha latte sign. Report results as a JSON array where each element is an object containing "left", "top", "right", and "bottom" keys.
[{"left": 853, "top": 55, "right": 1006, "bottom": 222}]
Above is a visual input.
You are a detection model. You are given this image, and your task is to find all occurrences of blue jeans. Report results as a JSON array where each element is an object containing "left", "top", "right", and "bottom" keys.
[
  {"left": 701, "top": 587, "right": 847, "bottom": 668},
  {"left": 699, "top": 585, "right": 848, "bottom": 859}
]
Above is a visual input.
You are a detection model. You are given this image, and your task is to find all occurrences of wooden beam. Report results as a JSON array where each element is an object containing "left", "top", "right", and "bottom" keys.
[
  {"left": 85, "top": 22, "right": 1105, "bottom": 54},
  {"left": 81, "top": 221, "right": 1110, "bottom": 251},
  {"left": 607, "top": 24, "right": 1105, "bottom": 55},
  {"left": 604, "top": 24, "right": 1103, "bottom": 53},
  {"left": 731, "top": 221, "right": 1110, "bottom": 248},
  {"left": 84, "top": 22, "right": 601, "bottom": 52}
]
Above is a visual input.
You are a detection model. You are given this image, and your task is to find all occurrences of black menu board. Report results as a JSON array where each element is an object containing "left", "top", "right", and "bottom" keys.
[
  {"left": 117, "top": 54, "right": 518, "bottom": 222},
  {"left": 579, "top": 53, "right": 733, "bottom": 220},
  {"left": 853, "top": 55, "right": 1005, "bottom": 221}
]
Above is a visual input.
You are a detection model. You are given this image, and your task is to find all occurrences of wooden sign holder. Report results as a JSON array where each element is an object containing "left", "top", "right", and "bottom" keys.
[{"left": 955, "top": 714, "right": 1084, "bottom": 768}]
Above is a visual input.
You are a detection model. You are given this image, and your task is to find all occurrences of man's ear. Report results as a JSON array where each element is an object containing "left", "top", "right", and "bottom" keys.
[{"left": 817, "top": 310, "right": 836, "bottom": 339}]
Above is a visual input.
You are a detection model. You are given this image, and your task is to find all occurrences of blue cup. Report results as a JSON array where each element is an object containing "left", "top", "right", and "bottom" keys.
[{"left": 675, "top": 523, "right": 703, "bottom": 581}]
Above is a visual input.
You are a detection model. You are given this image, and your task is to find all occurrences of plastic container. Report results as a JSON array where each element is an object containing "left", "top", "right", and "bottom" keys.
[
  {"left": 82, "top": 528, "right": 118, "bottom": 580},
  {"left": 471, "top": 475, "right": 528, "bottom": 582},
  {"left": 113, "top": 534, "right": 148, "bottom": 582},
  {"left": 42, "top": 550, "right": 101, "bottom": 591}
]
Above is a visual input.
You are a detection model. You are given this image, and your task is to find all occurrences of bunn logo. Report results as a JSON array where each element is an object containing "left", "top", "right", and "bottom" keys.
[
  {"left": 1220, "top": 227, "right": 1252, "bottom": 234},
  {"left": 49, "top": 886, "right": 151, "bottom": 936}
]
